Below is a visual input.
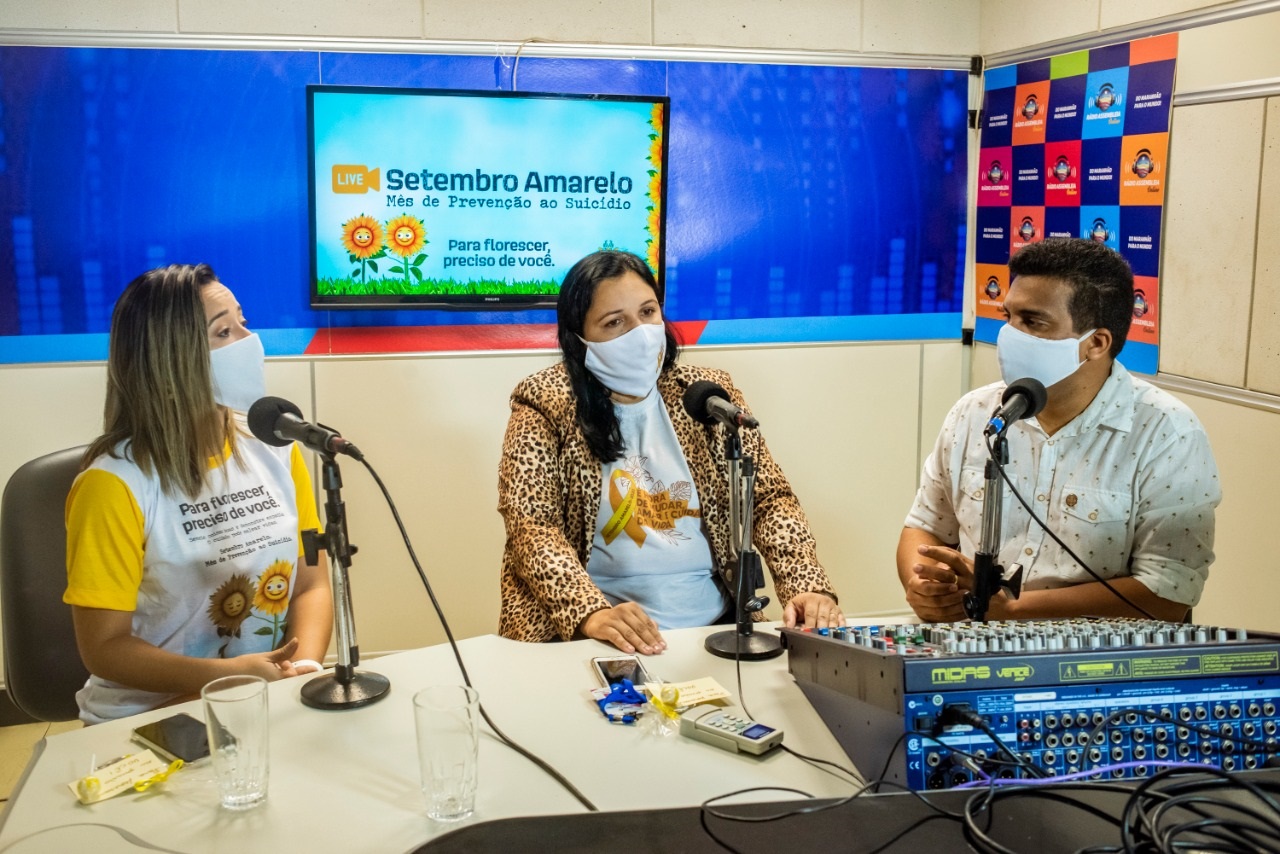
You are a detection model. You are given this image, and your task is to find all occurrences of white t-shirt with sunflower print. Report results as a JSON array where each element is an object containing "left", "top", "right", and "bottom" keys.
[{"left": 64, "top": 432, "right": 320, "bottom": 724}]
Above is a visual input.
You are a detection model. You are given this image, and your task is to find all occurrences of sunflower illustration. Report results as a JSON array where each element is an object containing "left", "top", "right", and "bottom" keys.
[
  {"left": 385, "top": 214, "right": 427, "bottom": 258},
  {"left": 253, "top": 560, "right": 294, "bottom": 616},
  {"left": 207, "top": 574, "right": 255, "bottom": 634},
  {"left": 341, "top": 214, "right": 384, "bottom": 259},
  {"left": 650, "top": 102, "right": 665, "bottom": 133}
]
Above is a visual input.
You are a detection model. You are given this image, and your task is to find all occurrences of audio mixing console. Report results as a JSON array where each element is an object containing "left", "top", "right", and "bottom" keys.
[{"left": 781, "top": 618, "right": 1280, "bottom": 790}]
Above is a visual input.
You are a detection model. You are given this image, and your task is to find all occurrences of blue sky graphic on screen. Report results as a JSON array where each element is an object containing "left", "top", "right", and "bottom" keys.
[{"left": 308, "top": 86, "right": 668, "bottom": 308}]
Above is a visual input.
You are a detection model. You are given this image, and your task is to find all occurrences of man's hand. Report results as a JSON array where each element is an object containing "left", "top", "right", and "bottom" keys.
[{"left": 905, "top": 544, "right": 973, "bottom": 622}]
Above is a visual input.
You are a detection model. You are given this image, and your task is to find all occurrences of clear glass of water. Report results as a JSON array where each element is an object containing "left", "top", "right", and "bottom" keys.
[
  {"left": 413, "top": 685, "right": 479, "bottom": 821},
  {"left": 201, "top": 675, "right": 270, "bottom": 810}
]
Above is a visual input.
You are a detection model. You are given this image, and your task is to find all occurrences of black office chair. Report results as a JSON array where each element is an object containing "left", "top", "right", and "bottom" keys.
[{"left": 0, "top": 446, "right": 91, "bottom": 722}]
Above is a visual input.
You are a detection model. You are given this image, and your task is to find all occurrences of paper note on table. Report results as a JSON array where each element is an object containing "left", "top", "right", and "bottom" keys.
[
  {"left": 68, "top": 750, "right": 171, "bottom": 804},
  {"left": 646, "top": 677, "right": 731, "bottom": 707}
]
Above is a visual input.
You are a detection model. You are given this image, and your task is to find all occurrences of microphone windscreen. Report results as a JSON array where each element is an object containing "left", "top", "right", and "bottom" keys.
[
  {"left": 682, "top": 380, "right": 731, "bottom": 425},
  {"left": 1002, "top": 378, "right": 1048, "bottom": 419},
  {"left": 247, "top": 396, "right": 303, "bottom": 447}
]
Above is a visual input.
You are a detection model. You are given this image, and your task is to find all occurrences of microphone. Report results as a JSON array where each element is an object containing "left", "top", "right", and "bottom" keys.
[
  {"left": 682, "top": 380, "right": 759, "bottom": 430},
  {"left": 247, "top": 396, "right": 364, "bottom": 460},
  {"left": 984, "top": 378, "right": 1048, "bottom": 437}
]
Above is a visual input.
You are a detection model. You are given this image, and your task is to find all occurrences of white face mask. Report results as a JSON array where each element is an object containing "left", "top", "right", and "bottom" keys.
[
  {"left": 996, "top": 323, "right": 1096, "bottom": 390},
  {"left": 209, "top": 332, "right": 267, "bottom": 412},
  {"left": 580, "top": 322, "right": 666, "bottom": 399}
]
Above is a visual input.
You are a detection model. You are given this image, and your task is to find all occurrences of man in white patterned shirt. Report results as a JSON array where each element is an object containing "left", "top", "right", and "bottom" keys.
[{"left": 898, "top": 239, "right": 1220, "bottom": 623}]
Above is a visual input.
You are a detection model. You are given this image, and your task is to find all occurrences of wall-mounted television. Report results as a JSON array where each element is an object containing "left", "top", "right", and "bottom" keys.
[{"left": 307, "top": 85, "right": 669, "bottom": 310}]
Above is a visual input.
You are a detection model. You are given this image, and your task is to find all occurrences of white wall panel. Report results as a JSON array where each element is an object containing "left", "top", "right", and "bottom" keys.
[
  {"left": 979, "top": 0, "right": 1099, "bottom": 56},
  {"left": 1099, "top": 0, "right": 1228, "bottom": 31},
  {"left": 422, "top": 0, "right": 652, "bottom": 45},
  {"left": 653, "top": 0, "right": 861, "bottom": 50},
  {"left": 311, "top": 352, "right": 557, "bottom": 653},
  {"left": 177, "top": 0, "right": 424, "bottom": 37},
  {"left": 1173, "top": 9, "right": 1280, "bottom": 93},
  {"left": 1246, "top": 97, "right": 1280, "bottom": 393},
  {"left": 1163, "top": 389, "right": 1280, "bottom": 633},
  {"left": 919, "top": 341, "right": 966, "bottom": 471},
  {"left": 690, "top": 343, "right": 926, "bottom": 618},
  {"left": 1159, "top": 99, "right": 1264, "bottom": 385},
  {"left": 0, "top": 0, "right": 177, "bottom": 32},
  {"left": 863, "top": 0, "right": 980, "bottom": 55}
]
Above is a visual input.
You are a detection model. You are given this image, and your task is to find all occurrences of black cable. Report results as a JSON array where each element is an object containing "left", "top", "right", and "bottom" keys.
[
  {"left": 358, "top": 457, "right": 598, "bottom": 812},
  {"left": 920, "top": 732, "right": 1031, "bottom": 775},
  {"left": 870, "top": 732, "right": 909, "bottom": 792},
  {"left": 984, "top": 432, "right": 1158, "bottom": 620},
  {"left": 1118, "top": 766, "right": 1280, "bottom": 853},
  {"left": 778, "top": 744, "right": 863, "bottom": 786},
  {"left": 962, "top": 784, "right": 1133, "bottom": 854},
  {"left": 936, "top": 703, "right": 1047, "bottom": 779}
]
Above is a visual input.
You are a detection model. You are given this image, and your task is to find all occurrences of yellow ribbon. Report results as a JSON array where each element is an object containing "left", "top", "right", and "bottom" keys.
[
  {"left": 602, "top": 470, "right": 646, "bottom": 546},
  {"left": 648, "top": 683, "right": 681, "bottom": 720},
  {"left": 133, "top": 758, "right": 184, "bottom": 792}
]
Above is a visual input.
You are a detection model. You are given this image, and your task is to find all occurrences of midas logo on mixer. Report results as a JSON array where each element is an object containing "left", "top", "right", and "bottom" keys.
[{"left": 931, "top": 665, "right": 991, "bottom": 685}]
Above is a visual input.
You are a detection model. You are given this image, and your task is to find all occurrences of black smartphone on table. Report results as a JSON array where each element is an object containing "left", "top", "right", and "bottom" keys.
[{"left": 131, "top": 712, "right": 210, "bottom": 763}]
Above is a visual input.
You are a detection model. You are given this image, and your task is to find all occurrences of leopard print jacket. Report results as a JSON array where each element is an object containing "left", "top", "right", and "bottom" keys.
[{"left": 497, "top": 361, "right": 838, "bottom": 642}]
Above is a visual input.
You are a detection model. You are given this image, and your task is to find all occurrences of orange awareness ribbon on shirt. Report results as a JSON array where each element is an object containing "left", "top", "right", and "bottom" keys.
[{"left": 602, "top": 470, "right": 647, "bottom": 546}]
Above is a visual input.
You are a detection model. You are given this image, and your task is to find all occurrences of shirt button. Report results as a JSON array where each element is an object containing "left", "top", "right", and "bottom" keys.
[
  {"left": 1037, "top": 494, "right": 1046, "bottom": 502},
  {"left": 1024, "top": 547, "right": 1033, "bottom": 556},
  {"left": 1066, "top": 494, "right": 1078, "bottom": 507},
  {"left": 1047, "top": 440, "right": 1055, "bottom": 446},
  {"left": 1088, "top": 511, "right": 1098, "bottom": 521},
  {"left": 974, "top": 488, "right": 984, "bottom": 500}
]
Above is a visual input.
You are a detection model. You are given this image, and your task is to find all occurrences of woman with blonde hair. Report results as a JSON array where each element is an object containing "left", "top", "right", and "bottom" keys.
[{"left": 65, "top": 263, "right": 332, "bottom": 723}]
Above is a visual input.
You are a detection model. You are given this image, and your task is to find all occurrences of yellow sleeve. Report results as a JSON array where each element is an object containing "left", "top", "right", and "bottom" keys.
[
  {"left": 290, "top": 444, "right": 322, "bottom": 557},
  {"left": 64, "top": 469, "right": 145, "bottom": 611}
]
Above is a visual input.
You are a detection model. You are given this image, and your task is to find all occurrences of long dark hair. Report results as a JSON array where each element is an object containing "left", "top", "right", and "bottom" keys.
[
  {"left": 558, "top": 250, "right": 679, "bottom": 462},
  {"left": 84, "top": 263, "right": 238, "bottom": 497}
]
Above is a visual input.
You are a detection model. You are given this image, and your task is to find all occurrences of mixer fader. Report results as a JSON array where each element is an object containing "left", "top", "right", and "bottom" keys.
[{"left": 781, "top": 617, "right": 1280, "bottom": 790}]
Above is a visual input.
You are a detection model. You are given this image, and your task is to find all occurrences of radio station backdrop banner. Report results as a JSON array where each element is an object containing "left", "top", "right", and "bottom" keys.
[
  {"left": 0, "top": 47, "right": 968, "bottom": 363},
  {"left": 974, "top": 34, "right": 1177, "bottom": 375}
]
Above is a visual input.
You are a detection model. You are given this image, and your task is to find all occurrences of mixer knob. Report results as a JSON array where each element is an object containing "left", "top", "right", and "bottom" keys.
[{"left": 1236, "top": 628, "right": 1248, "bottom": 641}]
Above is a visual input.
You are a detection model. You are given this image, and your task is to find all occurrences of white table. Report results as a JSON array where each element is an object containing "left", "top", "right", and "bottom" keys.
[{"left": 0, "top": 624, "right": 861, "bottom": 853}]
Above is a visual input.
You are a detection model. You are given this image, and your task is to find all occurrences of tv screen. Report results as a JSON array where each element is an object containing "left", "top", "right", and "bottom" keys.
[{"left": 307, "top": 85, "right": 670, "bottom": 310}]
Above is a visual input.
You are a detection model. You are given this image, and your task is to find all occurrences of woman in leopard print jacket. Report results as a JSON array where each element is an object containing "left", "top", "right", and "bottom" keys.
[{"left": 498, "top": 251, "right": 841, "bottom": 654}]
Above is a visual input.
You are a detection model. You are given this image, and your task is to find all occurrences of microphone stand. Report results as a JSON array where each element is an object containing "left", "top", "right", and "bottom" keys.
[
  {"left": 964, "top": 432, "right": 1024, "bottom": 622},
  {"left": 705, "top": 428, "right": 783, "bottom": 661},
  {"left": 299, "top": 452, "right": 390, "bottom": 709}
]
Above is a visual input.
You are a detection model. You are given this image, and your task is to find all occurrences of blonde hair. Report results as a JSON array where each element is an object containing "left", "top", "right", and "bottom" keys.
[{"left": 85, "top": 264, "right": 238, "bottom": 497}]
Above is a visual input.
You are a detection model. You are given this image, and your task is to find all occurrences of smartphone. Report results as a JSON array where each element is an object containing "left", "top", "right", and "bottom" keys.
[
  {"left": 131, "top": 713, "right": 210, "bottom": 764},
  {"left": 591, "top": 655, "right": 653, "bottom": 688}
]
